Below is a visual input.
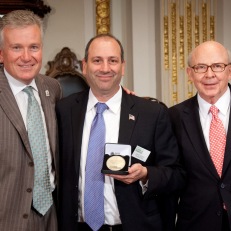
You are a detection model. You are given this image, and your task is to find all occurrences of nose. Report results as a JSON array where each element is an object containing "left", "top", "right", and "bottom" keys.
[
  {"left": 100, "top": 61, "right": 110, "bottom": 72},
  {"left": 21, "top": 49, "right": 31, "bottom": 61},
  {"left": 205, "top": 66, "right": 215, "bottom": 77}
]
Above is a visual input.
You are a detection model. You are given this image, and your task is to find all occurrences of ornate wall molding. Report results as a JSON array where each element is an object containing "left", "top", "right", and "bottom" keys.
[
  {"left": 96, "top": 0, "right": 110, "bottom": 35},
  {"left": 161, "top": 0, "right": 216, "bottom": 106},
  {"left": 0, "top": 0, "right": 51, "bottom": 18}
]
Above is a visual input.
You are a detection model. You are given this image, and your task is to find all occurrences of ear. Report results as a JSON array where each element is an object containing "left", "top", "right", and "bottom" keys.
[
  {"left": 228, "top": 65, "right": 231, "bottom": 81},
  {"left": 187, "top": 67, "right": 194, "bottom": 82},
  {"left": 82, "top": 59, "right": 87, "bottom": 76},
  {"left": 0, "top": 48, "right": 3, "bottom": 64},
  {"left": 121, "top": 60, "right": 125, "bottom": 76}
]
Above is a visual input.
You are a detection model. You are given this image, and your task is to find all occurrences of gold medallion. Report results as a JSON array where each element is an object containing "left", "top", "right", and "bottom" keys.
[{"left": 106, "top": 155, "right": 125, "bottom": 171}]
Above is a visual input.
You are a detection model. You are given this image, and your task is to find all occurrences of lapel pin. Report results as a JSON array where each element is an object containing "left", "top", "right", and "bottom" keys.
[
  {"left": 129, "top": 114, "right": 135, "bottom": 121},
  {"left": 45, "top": 90, "right": 50, "bottom": 96}
]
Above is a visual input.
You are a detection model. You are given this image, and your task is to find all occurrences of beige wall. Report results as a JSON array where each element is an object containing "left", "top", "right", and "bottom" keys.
[
  {"left": 42, "top": 0, "right": 86, "bottom": 74},
  {"left": 41, "top": 0, "right": 231, "bottom": 103}
]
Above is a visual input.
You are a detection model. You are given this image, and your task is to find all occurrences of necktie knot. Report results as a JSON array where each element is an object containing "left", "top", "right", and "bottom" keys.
[
  {"left": 96, "top": 102, "right": 108, "bottom": 114},
  {"left": 23, "top": 86, "right": 34, "bottom": 97},
  {"left": 210, "top": 105, "right": 219, "bottom": 118}
]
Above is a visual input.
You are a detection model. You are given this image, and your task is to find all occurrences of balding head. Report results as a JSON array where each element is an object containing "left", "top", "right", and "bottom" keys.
[
  {"left": 187, "top": 41, "right": 231, "bottom": 104},
  {"left": 188, "top": 41, "right": 231, "bottom": 67}
]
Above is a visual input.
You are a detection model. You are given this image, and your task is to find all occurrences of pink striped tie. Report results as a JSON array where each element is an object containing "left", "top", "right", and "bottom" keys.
[{"left": 209, "top": 105, "right": 226, "bottom": 177}]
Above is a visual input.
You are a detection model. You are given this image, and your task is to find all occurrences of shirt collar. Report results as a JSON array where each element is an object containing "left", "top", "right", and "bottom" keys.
[
  {"left": 198, "top": 87, "right": 230, "bottom": 117},
  {"left": 4, "top": 68, "right": 38, "bottom": 96},
  {"left": 87, "top": 86, "right": 122, "bottom": 113}
]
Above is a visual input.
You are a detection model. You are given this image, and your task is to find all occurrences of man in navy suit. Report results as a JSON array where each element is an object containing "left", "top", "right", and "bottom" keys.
[
  {"left": 169, "top": 41, "right": 231, "bottom": 231},
  {"left": 56, "top": 34, "right": 185, "bottom": 231}
]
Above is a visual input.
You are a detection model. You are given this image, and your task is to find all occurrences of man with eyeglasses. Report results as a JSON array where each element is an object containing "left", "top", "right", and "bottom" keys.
[{"left": 169, "top": 41, "right": 231, "bottom": 231}]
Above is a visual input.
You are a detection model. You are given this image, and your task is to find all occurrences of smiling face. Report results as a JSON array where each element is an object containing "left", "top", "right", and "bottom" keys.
[
  {"left": 0, "top": 24, "right": 42, "bottom": 85},
  {"left": 82, "top": 36, "right": 125, "bottom": 102},
  {"left": 187, "top": 41, "right": 231, "bottom": 104}
]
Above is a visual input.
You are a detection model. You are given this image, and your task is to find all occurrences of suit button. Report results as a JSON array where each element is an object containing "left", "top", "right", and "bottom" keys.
[
  {"left": 28, "top": 162, "right": 34, "bottom": 167},
  {"left": 217, "top": 210, "right": 222, "bottom": 216},
  {"left": 23, "top": 214, "right": 29, "bottom": 219},
  {"left": 221, "top": 183, "right": 225, "bottom": 189},
  {"left": 26, "top": 188, "right": 32, "bottom": 193}
]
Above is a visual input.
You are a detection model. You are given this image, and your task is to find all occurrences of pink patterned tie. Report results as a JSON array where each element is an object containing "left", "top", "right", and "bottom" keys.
[{"left": 209, "top": 105, "right": 226, "bottom": 177}]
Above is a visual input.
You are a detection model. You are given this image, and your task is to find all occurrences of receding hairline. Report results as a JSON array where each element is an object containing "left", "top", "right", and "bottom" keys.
[
  {"left": 84, "top": 34, "right": 125, "bottom": 62},
  {"left": 187, "top": 41, "right": 231, "bottom": 66}
]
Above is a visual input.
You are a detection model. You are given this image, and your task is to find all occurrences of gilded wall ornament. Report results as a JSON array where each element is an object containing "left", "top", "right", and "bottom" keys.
[{"left": 96, "top": 0, "right": 110, "bottom": 34}]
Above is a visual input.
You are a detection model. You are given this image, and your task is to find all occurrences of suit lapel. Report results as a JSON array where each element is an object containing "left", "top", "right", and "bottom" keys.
[
  {"left": 223, "top": 117, "right": 231, "bottom": 175},
  {"left": 72, "top": 90, "right": 136, "bottom": 174},
  {"left": 36, "top": 76, "right": 56, "bottom": 158},
  {"left": 71, "top": 91, "right": 89, "bottom": 174},
  {"left": 0, "top": 69, "right": 32, "bottom": 158},
  {"left": 118, "top": 91, "right": 138, "bottom": 145},
  {"left": 221, "top": 85, "right": 231, "bottom": 176},
  {"left": 182, "top": 96, "right": 219, "bottom": 178}
]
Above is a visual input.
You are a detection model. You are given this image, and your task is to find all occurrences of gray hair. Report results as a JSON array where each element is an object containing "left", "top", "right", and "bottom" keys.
[{"left": 0, "top": 10, "right": 44, "bottom": 48}]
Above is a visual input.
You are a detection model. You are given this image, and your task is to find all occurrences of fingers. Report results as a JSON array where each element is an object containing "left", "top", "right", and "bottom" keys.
[{"left": 107, "top": 164, "right": 147, "bottom": 184}]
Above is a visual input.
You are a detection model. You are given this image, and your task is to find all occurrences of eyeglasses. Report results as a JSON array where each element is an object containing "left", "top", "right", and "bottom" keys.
[{"left": 190, "top": 63, "right": 230, "bottom": 73}]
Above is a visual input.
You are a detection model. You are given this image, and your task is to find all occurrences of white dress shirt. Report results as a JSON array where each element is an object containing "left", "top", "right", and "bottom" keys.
[
  {"left": 198, "top": 87, "right": 230, "bottom": 151},
  {"left": 79, "top": 87, "right": 122, "bottom": 225},
  {"left": 4, "top": 69, "right": 55, "bottom": 190}
]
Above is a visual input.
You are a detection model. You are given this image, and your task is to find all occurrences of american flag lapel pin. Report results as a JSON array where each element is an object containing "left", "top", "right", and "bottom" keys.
[
  {"left": 129, "top": 114, "right": 135, "bottom": 121},
  {"left": 45, "top": 90, "right": 50, "bottom": 96}
]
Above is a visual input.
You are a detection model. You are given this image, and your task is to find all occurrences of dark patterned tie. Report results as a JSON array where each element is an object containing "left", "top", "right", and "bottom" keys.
[
  {"left": 23, "top": 86, "right": 53, "bottom": 215},
  {"left": 84, "top": 102, "right": 108, "bottom": 231}
]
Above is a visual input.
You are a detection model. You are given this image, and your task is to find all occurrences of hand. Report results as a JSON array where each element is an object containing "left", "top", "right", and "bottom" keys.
[
  {"left": 123, "top": 87, "right": 136, "bottom": 95},
  {"left": 107, "top": 163, "right": 147, "bottom": 184}
]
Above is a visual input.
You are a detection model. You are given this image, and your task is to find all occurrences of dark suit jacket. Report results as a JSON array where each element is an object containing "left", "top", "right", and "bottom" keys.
[
  {"left": 169, "top": 88, "right": 231, "bottom": 231},
  {"left": 0, "top": 67, "right": 62, "bottom": 231},
  {"left": 56, "top": 89, "right": 186, "bottom": 231}
]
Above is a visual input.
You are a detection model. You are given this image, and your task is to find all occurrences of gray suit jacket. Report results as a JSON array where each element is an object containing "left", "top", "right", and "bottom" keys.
[{"left": 0, "top": 67, "right": 62, "bottom": 231}]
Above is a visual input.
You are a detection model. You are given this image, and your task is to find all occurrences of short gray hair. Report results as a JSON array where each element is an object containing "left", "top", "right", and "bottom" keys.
[{"left": 0, "top": 10, "right": 44, "bottom": 48}]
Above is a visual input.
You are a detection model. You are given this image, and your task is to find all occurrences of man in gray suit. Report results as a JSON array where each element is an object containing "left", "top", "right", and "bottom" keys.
[{"left": 0, "top": 10, "right": 61, "bottom": 231}]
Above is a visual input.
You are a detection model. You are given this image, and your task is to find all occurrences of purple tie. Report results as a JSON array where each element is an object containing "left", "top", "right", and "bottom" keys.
[{"left": 84, "top": 103, "right": 108, "bottom": 231}]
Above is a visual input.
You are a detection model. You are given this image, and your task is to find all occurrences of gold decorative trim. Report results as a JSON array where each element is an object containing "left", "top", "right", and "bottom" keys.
[
  {"left": 187, "top": 2, "right": 192, "bottom": 55},
  {"left": 171, "top": 2, "right": 178, "bottom": 105},
  {"left": 164, "top": 16, "right": 169, "bottom": 69},
  {"left": 210, "top": 16, "right": 215, "bottom": 40},
  {"left": 96, "top": 0, "right": 110, "bottom": 35},
  {"left": 202, "top": 3, "right": 207, "bottom": 42},
  {"left": 195, "top": 16, "right": 199, "bottom": 47},
  {"left": 179, "top": 16, "right": 184, "bottom": 69},
  {"left": 162, "top": 0, "right": 216, "bottom": 106}
]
